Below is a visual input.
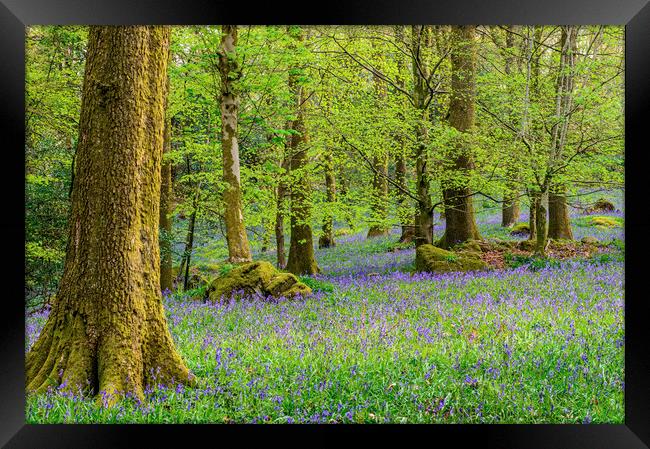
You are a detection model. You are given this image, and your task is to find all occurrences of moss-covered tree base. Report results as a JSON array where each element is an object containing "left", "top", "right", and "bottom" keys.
[
  {"left": 415, "top": 244, "right": 488, "bottom": 273},
  {"left": 207, "top": 261, "right": 312, "bottom": 301},
  {"left": 26, "top": 294, "right": 194, "bottom": 403}
]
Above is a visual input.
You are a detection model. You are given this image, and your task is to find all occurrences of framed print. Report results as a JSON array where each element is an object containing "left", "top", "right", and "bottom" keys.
[{"left": 1, "top": 0, "right": 649, "bottom": 447}]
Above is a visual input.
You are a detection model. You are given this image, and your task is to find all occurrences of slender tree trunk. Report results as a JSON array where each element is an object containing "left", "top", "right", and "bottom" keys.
[
  {"left": 159, "top": 74, "right": 174, "bottom": 293},
  {"left": 367, "top": 154, "right": 389, "bottom": 238},
  {"left": 319, "top": 151, "right": 336, "bottom": 248},
  {"left": 548, "top": 186, "right": 573, "bottom": 239},
  {"left": 501, "top": 26, "right": 521, "bottom": 227},
  {"left": 182, "top": 192, "right": 198, "bottom": 292},
  {"left": 275, "top": 154, "right": 290, "bottom": 268},
  {"left": 535, "top": 189, "right": 549, "bottom": 256},
  {"left": 538, "top": 26, "right": 578, "bottom": 253},
  {"left": 440, "top": 25, "right": 481, "bottom": 249},
  {"left": 528, "top": 191, "right": 538, "bottom": 241},
  {"left": 367, "top": 54, "right": 390, "bottom": 239},
  {"left": 393, "top": 25, "right": 415, "bottom": 243},
  {"left": 26, "top": 26, "right": 192, "bottom": 400},
  {"left": 286, "top": 27, "right": 319, "bottom": 275},
  {"left": 412, "top": 25, "right": 434, "bottom": 248},
  {"left": 219, "top": 25, "right": 252, "bottom": 263}
]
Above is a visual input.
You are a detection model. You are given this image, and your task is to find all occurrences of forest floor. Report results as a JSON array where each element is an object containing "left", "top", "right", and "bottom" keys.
[{"left": 25, "top": 193, "right": 625, "bottom": 424}]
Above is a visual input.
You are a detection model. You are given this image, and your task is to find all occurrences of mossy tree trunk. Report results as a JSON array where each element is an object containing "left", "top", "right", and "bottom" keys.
[
  {"left": 26, "top": 26, "right": 192, "bottom": 401},
  {"left": 319, "top": 150, "right": 336, "bottom": 248},
  {"left": 286, "top": 27, "right": 319, "bottom": 275},
  {"left": 412, "top": 25, "right": 434, "bottom": 248},
  {"left": 440, "top": 26, "right": 481, "bottom": 249},
  {"left": 219, "top": 25, "right": 252, "bottom": 264},
  {"left": 548, "top": 186, "right": 573, "bottom": 240},
  {"left": 159, "top": 74, "right": 173, "bottom": 294},
  {"left": 367, "top": 154, "right": 390, "bottom": 238}
]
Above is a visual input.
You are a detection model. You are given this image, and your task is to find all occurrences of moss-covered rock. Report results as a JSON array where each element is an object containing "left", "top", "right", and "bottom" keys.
[
  {"left": 207, "top": 261, "right": 312, "bottom": 301},
  {"left": 581, "top": 236, "right": 599, "bottom": 245},
  {"left": 415, "top": 244, "right": 488, "bottom": 273},
  {"left": 589, "top": 216, "right": 622, "bottom": 228},
  {"left": 510, "top": 222, "right": 530, "bottom": 236},
  {"left": 586, "top": 198, "right": 615, "bottom": 214}
]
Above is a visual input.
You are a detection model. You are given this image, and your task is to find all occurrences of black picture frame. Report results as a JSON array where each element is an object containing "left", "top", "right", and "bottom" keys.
[{"left": 2, "top": 0, "right": 648, "bottom": 447}]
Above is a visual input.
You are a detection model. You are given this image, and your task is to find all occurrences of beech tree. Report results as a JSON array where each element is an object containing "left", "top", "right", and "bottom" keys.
[
  {"left": 219, "top": 25, "right": 253, "bottom": 263},
  {"left": 286, "top": 26, "right": 320, "bottom": 275},
  {"left": 439, "top": 25, "right": 481, "bottom": 249},
  {"left": 26, "top": 26, "right": 193, "bottom": 400}
]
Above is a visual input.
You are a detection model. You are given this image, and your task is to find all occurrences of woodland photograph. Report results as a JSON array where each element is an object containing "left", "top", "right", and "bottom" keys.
[{"left": 25, "top": 24, "right": 624, "bottom": 424}]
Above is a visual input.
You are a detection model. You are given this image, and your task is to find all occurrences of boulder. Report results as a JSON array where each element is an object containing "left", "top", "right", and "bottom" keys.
[
  {"left": 415, "top": 244, "right": 488, "bottom": 273},
  {"left": 581, "top": 236, "right": 599, "bottom": 245},
  {"left": 510, "top": 222, "right": 530, "bottom": 236},
  {"left": 585, "top": 198, "right": 615, "bottom": 214},
  {"left": 206, "top": 261, "right": 311, "bottom": 301}
]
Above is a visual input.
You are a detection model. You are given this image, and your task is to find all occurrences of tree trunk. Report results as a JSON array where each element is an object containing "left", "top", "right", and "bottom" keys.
[
  {"left": 367, "top": 53, "right": 390, "bottom": 239},
  {"left": 528, "top": 191, "right": 538, "bottom": 241},
  {"left": 393, "top": 25, "right": 415, "bottom": 244},
  {"left": 535, "top": 189, "right": 549, "bottom": 256},
  {"left": 219, "top": 25, "right": 252, "bottom": 263},
  {"left": 275, "top": 154, "right": 290, "bottom": 268},
  {"left": 542, "top": 26, "right": 578, "bottom": 246},
  {"left": 286, "top": 27, "right": 319, "bottom": 275},
  {"left": 26, "top": 26, "right": 192, "bottom": 401},
  {"left": 501, "top": 26, "right": 521, "bottom": 228},
  {"left": 319, "top": 151, "right": 336, "bottom": 248},
  {"left": 548, "top": 187, "right": 573, "bottom": 240},
  {"left": 440, "top": 25, "right": 481, "bottom": 249},
  {"left": 159, "top": 75, "right": 173, "bottom": 294},
  {"left": 502, "top": 193, "right": 520, "bottom": 228},
  {"left": 181, "top": 193, "right": 198, "bottom": 292},
  {"left": 367, "top": 154, "right": 389, "bottom": 238},
  {"left": 412, "top": 26, "right": 434, "bottom": 248}
]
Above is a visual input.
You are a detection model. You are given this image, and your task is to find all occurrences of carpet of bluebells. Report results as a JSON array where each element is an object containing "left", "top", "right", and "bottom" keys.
[{"left": 25, "top": 192, "right": 625, "bottom": 424}]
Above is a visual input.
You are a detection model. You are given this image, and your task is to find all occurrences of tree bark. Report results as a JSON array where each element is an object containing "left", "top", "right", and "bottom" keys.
[
  {"left": 26, "top": 26, "right": 192, "bottom": 401},
  {"left": 501, "top": 26, "right": 521, "bottom": 228},
  {"left": 159, "top": 74, "right": 173, "bottom": 293},
  {"left": 219, "top": 25, "right": 252, "bottom": 263},
  {"left": 537, "top": 26, "right": 578, "bottom": 254},
  {"left": 319, "top": 151, "right": 336, "bottom": 248},
  {"left": 286, "top": 27, "right": 319, "bottom": 275},
  {"left": 528, "top": 191, "right": 538, "bottom": 241},
  {"left": 440, "top": 25, "right": 481, "bottom": 248},
  {"left": 535, "top": 189, "right": 549, "bottom": 256},
  {"left": 412, "top": 25, "right": 434, "bottom": 248},
  {"left": 548, "top": 186, "right": 573, "bottom": 240},
  {"left": 275, "top": 153, "right": 290, "bottom": 268}
]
